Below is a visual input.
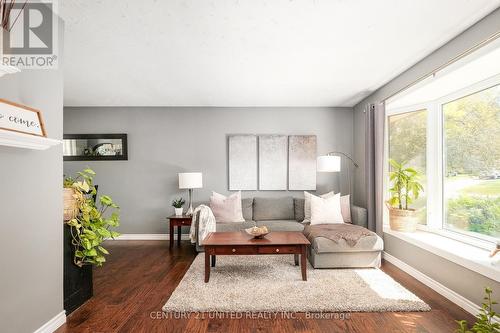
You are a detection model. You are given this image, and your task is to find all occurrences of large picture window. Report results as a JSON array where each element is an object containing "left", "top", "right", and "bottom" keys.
[
  {"left": 385, "top": 76, "right": 500, "bottom": 245},
  {"left": 443, "top": 84, "right": 500, "bottom": 239},
  {"left": 388, "top": 110, "right": 427, "bottom": 225}
]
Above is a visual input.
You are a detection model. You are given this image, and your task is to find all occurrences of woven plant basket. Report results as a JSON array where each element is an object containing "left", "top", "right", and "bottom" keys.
[
  {"left": 386, "top": 202, "right": 418, "bottom": 232},
  {"left": 64, "top": 188, "right": 81, "bottom": 221}
]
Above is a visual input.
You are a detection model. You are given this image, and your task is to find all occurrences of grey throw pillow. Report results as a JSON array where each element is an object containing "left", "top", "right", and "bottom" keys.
[
  {"left": 253, "top": 197, "right": 294, "bottom": 221},
  {"left": 241, "top": 198, "right": 254, "bottom": 221},
  {"left": 294, "top": 198, "right": 305, "bottom": 222}
]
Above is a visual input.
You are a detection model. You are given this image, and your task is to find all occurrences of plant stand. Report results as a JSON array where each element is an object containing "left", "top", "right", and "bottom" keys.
[{"left": 63, "top": 223, "right": 93, "bottom": 314}]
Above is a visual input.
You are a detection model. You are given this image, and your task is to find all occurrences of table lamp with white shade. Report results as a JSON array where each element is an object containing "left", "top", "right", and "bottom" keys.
[{"left": 178, "top": 172, "right": 203, "bottom": 216}]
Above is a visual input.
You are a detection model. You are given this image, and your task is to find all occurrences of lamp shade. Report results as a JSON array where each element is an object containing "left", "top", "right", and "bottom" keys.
[
  {"left": 317, "top": 155, "right": 341, "bottom": 172},
  {"left": 178, "top": 172, "right": 203, "bottom": 189}
]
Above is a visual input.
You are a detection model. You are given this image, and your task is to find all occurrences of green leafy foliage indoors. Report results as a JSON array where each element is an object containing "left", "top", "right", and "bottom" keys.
[
  {"left": 172, "top": 197, "right": 185, "bottom": 208},
  {"left": 388, "top": 159, "right": 424, "bottom": 210},
  {"left": 64, "top": 168, "right": 120, "bottom": 267},
  {"left": 456, "top": 287, "right": 500, "bottom": 333}
]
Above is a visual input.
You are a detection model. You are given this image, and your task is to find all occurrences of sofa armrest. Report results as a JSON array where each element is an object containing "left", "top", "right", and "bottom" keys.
[
  {"left": 351, "top": 205, "right": 368, "bottom": 228},
  {"left": 192, "top": 211, "right": 205, "bottom": 252}
]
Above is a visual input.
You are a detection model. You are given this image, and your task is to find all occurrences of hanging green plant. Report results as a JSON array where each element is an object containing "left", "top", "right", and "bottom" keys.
[{"left": 64, "top": 168, "right": 120, "bottom": 267}]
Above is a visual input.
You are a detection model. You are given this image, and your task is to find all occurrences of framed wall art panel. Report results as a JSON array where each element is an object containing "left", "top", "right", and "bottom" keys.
[
  {"left": 259, "top": 135, "right": 288, "bottom": 190},
  {"left": 228, "top": 135, "right": 258, "bottom": 190},
  {"left": 288, "top": 135, "right": 317, "bottom": 190}
]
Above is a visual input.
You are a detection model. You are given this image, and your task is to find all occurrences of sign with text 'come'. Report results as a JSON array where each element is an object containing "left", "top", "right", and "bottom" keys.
[{"left": 0, "top": 99, "right": 46, "bottom": 137}]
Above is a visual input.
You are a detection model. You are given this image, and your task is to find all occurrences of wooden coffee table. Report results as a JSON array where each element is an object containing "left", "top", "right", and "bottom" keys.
[{"left": 202, "top": 231, "right": 310, "bottom": 283}]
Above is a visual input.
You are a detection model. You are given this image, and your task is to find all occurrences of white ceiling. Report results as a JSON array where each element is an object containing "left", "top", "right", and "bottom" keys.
[{"left": 60, "top": 0, "right": 500, "bottom": 107}]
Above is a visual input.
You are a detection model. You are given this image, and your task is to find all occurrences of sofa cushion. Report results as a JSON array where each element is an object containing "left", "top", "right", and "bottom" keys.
[
  {"left": 340, "top": 195, "right": 352, "bottom": 223},
  {"left": 253, "top": 197, "right": 294, "bottom": 221},
  {"left": 241, "top": 198, "right": 254, "bottom": 221},
  {"left": 303, "top": 191, "right": 334, "bottom": 223},
  {"left": 256, "top": 220, "right": 304, "bottom": 232},
  {"left": 210, "top": 191, "right": 245, "bottom": 223},
  {"left": 215, "top": 221, "right": 255, "bottom": 232},
  {"left": 294, "top": 198, "right": 305, "bottom": 222},
  {"left": 310, "top": 193, "right": 344, "bottom": 225},
  {"left": 311, "top": 234, "right": 383, "bottom": 253}
]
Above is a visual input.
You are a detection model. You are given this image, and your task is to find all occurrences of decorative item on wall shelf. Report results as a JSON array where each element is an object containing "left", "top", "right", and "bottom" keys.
[
  {"left": 172, "top": 197, "right": 185, "bottom": 216},
  {"left": 386, "top": 159, "right": 424, "bottom": 232},
  {"left": 1, "top": 0, "right": 28, "bottom": 31},
  {"left": 0, "top": 98, "right": 46, "bottom": 137},
  {"left": 179, "top": 172, "right": 203, "bottom": 215},
  {"left": 63, "top": 134, "right": 128, "bottom": 161},
  {"left": 0, "top": 63, "right": 20, "bottom": 78}
]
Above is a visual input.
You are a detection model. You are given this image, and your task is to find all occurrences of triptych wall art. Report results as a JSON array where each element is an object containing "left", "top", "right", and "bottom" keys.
[
  {"left": 228, "top": 134, "right": 317, "bottom": 191},
  {"left": 228, "top": 135, "right": 258, "bottom": 190}
]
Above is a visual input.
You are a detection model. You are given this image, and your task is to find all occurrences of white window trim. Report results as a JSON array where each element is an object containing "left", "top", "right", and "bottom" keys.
[{"left": 385, "top": 73, "right": 500, "bottom": 248}]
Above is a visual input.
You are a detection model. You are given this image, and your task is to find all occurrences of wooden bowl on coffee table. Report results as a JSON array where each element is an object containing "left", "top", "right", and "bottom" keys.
[{"left": 245, "top": 227, "right": 269, "bottom": 239}]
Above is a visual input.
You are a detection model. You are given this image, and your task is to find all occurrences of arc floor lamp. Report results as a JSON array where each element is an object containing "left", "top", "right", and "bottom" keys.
[{"left": 317, "top": 151, "right": 358, "bottom": 194}]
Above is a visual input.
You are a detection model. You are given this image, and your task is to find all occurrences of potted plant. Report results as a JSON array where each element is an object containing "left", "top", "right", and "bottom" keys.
[
  {"left": 386, "top": 159, "right": 424, "bottom": 232},
  {"left": 63, "top": 175, "right": 86, "bottom": 221},
  {"left": 63, "top": 168, "right": 120, "bottom": 313},
  {"left": 64, "top": 168, "right": 120, "bottom": 267},
  {"left": 172, "top": 197, "right": 185, "bottom": 216}
]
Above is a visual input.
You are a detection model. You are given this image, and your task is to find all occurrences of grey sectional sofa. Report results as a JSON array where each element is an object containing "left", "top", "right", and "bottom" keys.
[{"left": 193, "top": 196, "right": 383, "bottom": 268}]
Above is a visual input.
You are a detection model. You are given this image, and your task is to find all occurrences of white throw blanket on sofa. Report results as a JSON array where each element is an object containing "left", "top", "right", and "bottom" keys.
[{"left": 190, "top": 204, "right": 216, "bottom": 246}]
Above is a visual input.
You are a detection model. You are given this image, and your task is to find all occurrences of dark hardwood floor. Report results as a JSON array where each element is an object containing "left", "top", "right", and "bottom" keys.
[{"left": 56, "top": 240, "right": 475, "bottom": 333}]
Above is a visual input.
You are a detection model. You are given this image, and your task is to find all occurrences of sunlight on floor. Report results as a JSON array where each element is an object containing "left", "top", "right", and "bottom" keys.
[
  {"left": 392, "top": 312, "right": 423, "bottom": 329},
  {"left": 354, "top": 269, "right": 421, "bottom": 302}
]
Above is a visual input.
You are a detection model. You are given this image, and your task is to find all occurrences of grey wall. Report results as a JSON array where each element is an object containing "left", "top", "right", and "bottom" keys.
[
  {"left": 0, "top": 25, "right": 64, "bottom": 333},
  {"left": 352, "top": 8, "right": 500, "bottom": 311},
  {"left": 64, "top": 107, "right": 354, "bottom": 234},
  {"left": 385, "top": 234, "right": 500, "bottom": 312}
]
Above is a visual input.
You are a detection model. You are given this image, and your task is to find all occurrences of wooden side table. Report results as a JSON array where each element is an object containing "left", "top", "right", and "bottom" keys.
[{"left": 167, "top": 215, "right": 192, "bottom": 248}]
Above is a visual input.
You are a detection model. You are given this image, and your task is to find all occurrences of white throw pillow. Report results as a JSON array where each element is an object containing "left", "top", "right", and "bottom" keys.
[
  {"left": 209, "top": 191, "right": 245, "bottom": 223},
  {"left": 340, "top": 194, "right": 352, "bottom": 223},
  {"left": 303, "top": 191, "right": 334, "bottom": 223},
  {"left": 310, "top": 193, "right": 345, "bottom": 225}
]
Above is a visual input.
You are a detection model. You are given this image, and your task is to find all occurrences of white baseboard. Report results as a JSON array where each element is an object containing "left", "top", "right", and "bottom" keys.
[
  {"left": 383, "top": 251, "right": 485, "bottom": 317},
  {"left": 34, "top": 310, "right": 66, "bottom": 333},
  {"left": 112, "top": 234, "right": 190, "bottom": 241}
]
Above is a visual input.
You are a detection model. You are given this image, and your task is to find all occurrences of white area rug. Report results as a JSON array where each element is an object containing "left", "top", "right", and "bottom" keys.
[{"left": 162, "top": 254, "right": 430, "bottom": 312}]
